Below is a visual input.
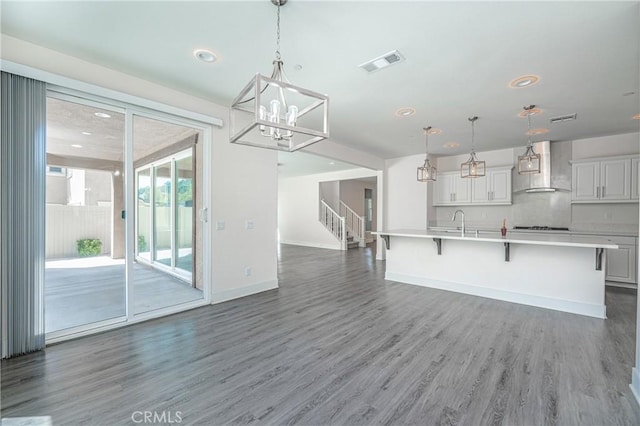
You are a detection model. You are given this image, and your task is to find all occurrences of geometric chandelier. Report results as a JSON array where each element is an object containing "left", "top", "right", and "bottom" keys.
[
  {"left": 417, "top": 126, "right": 437, "bottom": 182},
  {"left": 517, "top": 104, "right": 541, "bottom": 174},
  {"left": 230, "top": 0, "right": 330, "bottom": 152}
]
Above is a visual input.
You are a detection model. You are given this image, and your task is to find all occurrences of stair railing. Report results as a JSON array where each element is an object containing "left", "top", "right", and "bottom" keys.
[
  {"left": 320, "top": 199, "right": 346, "bottom": 250},
  {"left": 339, "top": 201, "right": 365, "bottom": 247}
]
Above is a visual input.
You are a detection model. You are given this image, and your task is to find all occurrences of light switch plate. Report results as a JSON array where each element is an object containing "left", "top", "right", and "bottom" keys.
[
  {"left": 216, "top": 220, "right": 225, "bottom": 230},
  {"left": 245, "top": 220, "right": 255, "bottom": 230}
]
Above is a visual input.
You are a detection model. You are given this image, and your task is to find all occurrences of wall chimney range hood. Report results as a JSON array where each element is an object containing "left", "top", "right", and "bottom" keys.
[{"left": 513, "top": 140, "right": 571, "bottom": 193}]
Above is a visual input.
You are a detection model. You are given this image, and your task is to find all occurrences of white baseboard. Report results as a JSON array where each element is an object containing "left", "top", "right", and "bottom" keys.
[
  {"left": 211, "top": 279, "right": 278, "bottom": 304},
  {"left": 631, "top": 368, "right": 640, "bottom": 407},
  {"left": 385, "top": 271, "right": 606, "bottom": 319},
  {"left": 279, "top": 240, "right": 342, "bottom": 251}
]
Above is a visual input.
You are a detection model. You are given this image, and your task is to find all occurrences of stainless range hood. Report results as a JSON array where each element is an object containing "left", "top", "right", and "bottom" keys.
[{"left": 513, "top": 140, "right": 571, "bottom": 193}]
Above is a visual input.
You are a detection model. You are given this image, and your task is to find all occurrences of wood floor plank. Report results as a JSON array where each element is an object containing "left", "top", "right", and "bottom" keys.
[{"left": 2, "top": 244, "right": 640, "bottom": 425}]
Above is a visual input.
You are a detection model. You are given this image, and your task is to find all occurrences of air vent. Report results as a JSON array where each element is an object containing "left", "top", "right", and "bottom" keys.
[
  {"left": 358, "top": 50, "right": 405, "bottom": 73},
  {"left": 550, "top": 113, "right": 577, "bottom": 124}
]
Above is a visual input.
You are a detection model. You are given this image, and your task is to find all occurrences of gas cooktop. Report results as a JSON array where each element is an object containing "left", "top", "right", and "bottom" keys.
[{"left": 513, "top": 226, "right": 570, "bottom": 231}]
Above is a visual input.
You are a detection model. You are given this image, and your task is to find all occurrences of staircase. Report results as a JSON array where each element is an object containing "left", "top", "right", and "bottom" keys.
[
  {"left": 319, "top": 199, "right": 365, "bottom": 251},
  {"left": 340, "top": 201, "right": 366, "bottom": 248}
]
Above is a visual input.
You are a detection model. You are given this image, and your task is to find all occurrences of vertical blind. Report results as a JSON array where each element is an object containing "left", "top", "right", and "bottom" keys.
[{"left": 1, "top": 72, "right": 46, "bottom": 358}]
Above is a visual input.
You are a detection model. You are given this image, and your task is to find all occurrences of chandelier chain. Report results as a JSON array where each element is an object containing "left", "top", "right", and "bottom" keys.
[{"left": 275, "top": 2, "right": 281, "bottom": 60}]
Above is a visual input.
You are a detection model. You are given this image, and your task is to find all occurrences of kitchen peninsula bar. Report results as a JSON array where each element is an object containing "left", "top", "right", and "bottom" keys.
[{"left": 374, "top": 229, "right": 618, "bottom": 318}]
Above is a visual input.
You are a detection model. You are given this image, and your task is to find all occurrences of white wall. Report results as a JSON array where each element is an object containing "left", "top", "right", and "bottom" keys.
[
  {"left": 2, "top": 36, "right": 278, "bottom": 303},
  {"left": 278, "top": 168, "right": 377, "bottom": 250},
  {"left": 572, "top": 133, "right": 639, "bottom": 160},
  {"left": 384, "top": 154, "right": 429, "bottom": 230},
  {"left": 319, "top": 181, "right": 339, "bottom": 211}
]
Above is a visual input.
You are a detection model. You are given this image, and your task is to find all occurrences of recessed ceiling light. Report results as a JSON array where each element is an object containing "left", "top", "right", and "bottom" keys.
[
  {"left": 329, "top": 162, "right": 335, "bottom": 165},
  {"left": 293, "top": 64, "right": 303, "bottom": 71},
  {"left": 71, "top": 144, "right": 83, "bottom": 148},
  {"left": 526, "top": 128, "right": 549, "bottom": 135},
  {"left": 426, "top": 128, "right": 443, "bottom": 135},
  {"left": 81, "top": 131, "right": 92, "bottom": 135},
  {"left": 633, "top": 113, "right": 640, "bottom": 120},
  {"left": 443, "top": 142, "right": 460, "bottom": 149},
  {"left": 395, "top": 107, "right": 416, "bottom": 117},
  {"left": 518, "top": 107, "right": 543, "bottom": 118},
  {"left": 94, "top": 112, "right": 111, "bottom": 118},
  {"left": 193, "top": 49, "right": 217, "bottom": 63},
  {"left": 113, "top": 170, "right": 121, "bottom": 176},
  {"left": 509, "top": 75, "right": 540, "bottom": 89}
]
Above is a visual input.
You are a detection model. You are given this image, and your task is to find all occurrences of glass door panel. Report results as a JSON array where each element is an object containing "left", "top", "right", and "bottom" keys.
[
  {"left": 153, "top": 161, "right": 173, "bottom": 268},
  {"left": 45, "top": 95, "right": 126, "bottom": 333},
  {"left": 136, "top": 168, "right": 151, "bottom": 261},
  {"left": 176, "top": 154, "right": 194, "bottom": 274},
  {"left": 132, "top": 114, "right": 203, "bottom": 315}
]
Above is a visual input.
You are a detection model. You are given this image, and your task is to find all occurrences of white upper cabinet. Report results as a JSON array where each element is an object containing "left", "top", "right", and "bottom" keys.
[
  {"left": 434, "top": 172, "right": 471, "bottom": 205},
  {"left": 572, "top": 161, "right": 600, "bottom": 201},
  {"left": 572, "top": 156, "right": 635, "bottom": 203},
  {"left": 471, "top": 167, "right": 512, "bottom": 204},
  {"left": 631, "top": 158, "right": 639, "bottom": 200},
  {"left": 434, "top": 167, "right": 511, "bottom": 206}
]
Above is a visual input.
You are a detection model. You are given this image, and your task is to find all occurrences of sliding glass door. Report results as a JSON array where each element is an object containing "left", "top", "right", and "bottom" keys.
[{"left": 44, "top": 89, "right": 209, "bottom": 340}]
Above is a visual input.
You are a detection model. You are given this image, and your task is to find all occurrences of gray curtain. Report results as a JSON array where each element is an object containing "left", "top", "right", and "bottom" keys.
[{"left": 1, "top": 71, "right": 46, "bottom": 358}]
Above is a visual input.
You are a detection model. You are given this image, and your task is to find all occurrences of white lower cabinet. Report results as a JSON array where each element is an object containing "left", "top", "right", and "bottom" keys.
[{"left": 605, "top": 236, "right": 637, "bottom": 284}]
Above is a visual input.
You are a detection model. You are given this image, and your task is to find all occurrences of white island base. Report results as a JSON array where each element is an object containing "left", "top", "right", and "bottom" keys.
[{"left": 376, "top": 230, "right": 618, "bottom": 318}]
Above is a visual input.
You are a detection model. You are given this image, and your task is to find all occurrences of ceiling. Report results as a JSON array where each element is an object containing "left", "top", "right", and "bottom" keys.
[
  {"left": 278, "top": 151, "right": 360, "bottom": 178},
  {"left": 47, "top": 97, "right": 200, "bottom": 164},
  {"left": 4, "top": 1, "right": 639, "bottom": 161}
]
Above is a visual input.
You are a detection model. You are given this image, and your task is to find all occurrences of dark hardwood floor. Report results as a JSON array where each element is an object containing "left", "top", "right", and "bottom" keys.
[{"left": 2, "top": 244, "right": 640, "bottom": 425}]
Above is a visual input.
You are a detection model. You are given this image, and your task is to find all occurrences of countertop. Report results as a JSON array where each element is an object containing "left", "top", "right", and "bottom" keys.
[{"left": 374, "top": 229, "right": 618, "bottom": 249}]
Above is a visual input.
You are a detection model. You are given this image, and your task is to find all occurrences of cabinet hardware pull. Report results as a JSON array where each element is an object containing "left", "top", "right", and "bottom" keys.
[
  {"left": 602, "top": 186, "right": 606, "bottom": 198},
  {"left": 597, "top": 186, "right": 600, "bottom": 198}
]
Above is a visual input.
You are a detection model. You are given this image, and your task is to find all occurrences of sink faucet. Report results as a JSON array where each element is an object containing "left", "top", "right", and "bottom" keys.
[{"left": 452, "top": 209, "right": 465, "bottom": 236}]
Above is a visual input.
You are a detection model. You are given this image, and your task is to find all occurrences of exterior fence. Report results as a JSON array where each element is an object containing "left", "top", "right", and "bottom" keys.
[{"left": 46, "top": 204, "right": 193, "bottom": 259}]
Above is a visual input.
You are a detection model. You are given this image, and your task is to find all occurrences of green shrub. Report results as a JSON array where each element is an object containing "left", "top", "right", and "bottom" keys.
[
  {"left": 138, "top": 235, "right": 148, "bottom": 252},
  {"left": 76, "top": 238, "right": 102, "bottom": 257}
]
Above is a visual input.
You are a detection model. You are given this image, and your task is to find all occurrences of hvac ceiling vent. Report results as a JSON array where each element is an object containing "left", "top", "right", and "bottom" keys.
[
  {"left": 550, "top": 113, "right": 578, "bottom": 124},
  {"left": 358, "top": 50, "right": 405, "bottom": 73}
]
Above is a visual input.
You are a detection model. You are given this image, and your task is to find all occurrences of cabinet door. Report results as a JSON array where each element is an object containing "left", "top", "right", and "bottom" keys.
[
  {"left": 434, "top": 173, "right": 453, "bottom": 205},
  {"left": 631, "top": 158, "right": 639, "bottom": 200},
  {"left": 489, "top": 169, "right": 512, "bottom": 203},
  {"left": 572, "top": 162, "right": 600, "bottom": 201},
  {"left": 606, "top": 245, "right": 636, "bottom": 283},
  {"left": 471, "top": 175, "right": 489, "bottom": 203},
  {"left": 452, "top": 174, "right": 472, "bottom": 203},
  {"left": 601, "top": 159, "right": 631, "bottom": 201}
]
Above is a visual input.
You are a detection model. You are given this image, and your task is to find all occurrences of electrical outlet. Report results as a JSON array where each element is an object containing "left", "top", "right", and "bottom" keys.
[
  {"left": 604, "top": 212, "right": 613, "bottom": 221},
  {"left": 216, "top": 220, "right": 225, "bottom": 230},
  {"left": 245, "top": 267, "right": 252, "bottom": 277},
  {"left": 245, "top": 220, "right": 255, "bottom": 230}
]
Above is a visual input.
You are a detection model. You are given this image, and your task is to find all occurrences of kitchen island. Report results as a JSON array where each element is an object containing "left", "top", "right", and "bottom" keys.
[{"left": 374, "top": 229, "right": 618, "bottom": 318}]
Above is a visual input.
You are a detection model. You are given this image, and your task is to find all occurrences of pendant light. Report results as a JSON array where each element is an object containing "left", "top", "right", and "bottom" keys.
[
  {"left": 460, "top": 116, "right": 485, "bottom": 178},
  {"left": 230, "top": 0, "right": 329, "bottom": 152},
  {"left": 517, "top": 105, "right": 541, "bottom": 174},
  {"left": 417, "top": 126, "right": 437, "bottom": 182}
]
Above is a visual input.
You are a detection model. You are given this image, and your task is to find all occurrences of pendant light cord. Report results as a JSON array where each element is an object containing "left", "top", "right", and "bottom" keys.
[
  {"left": 527, "top": 109, "right": 533, "bottom": 147},
  {"left": 424, "top": 127, "right": 431, "bottom": 160}
]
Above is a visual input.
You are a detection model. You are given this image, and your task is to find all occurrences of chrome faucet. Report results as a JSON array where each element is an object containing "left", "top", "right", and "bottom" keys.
[{"left": 452, "top": 209, "right": 465, "bottom": 236}]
